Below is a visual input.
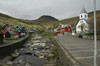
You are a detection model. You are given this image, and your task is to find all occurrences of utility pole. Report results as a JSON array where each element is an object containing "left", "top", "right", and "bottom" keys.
[{"left": 93, "top": 0, "right": 97, "bottom": 66}]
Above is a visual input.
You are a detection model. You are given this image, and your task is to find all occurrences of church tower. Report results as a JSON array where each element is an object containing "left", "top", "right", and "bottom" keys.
[
  {"left": 76, "top": 7, "right": 90, "bottom": 33},
  {"left": 79, "top": 7, "right": 88, "bottom": 20}
]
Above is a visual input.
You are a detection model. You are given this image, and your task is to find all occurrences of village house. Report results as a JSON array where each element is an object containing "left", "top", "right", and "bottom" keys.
[
  {"left": 54, "top": 24, "right": 72, "bottom": 35},
  {"left": 3, "top": 25, "right": 20, "bottom": 39},
  {"left": 76, "top": 7, "right": 90, "bottom": 33},
  {"left": 4, "top": 31, "right": 17, "bottom": 39},
  {"left": 16, "top": 25, "right": 26, "bottom": 37},
  {"left": 28, "top": 26, "right": 36, "bottom": 33},
  {"left": 0, "top": 23, "right": 27, "bottom": 40},
  {"left": 47, "top": 27, "right": 53, "bottom": 33}
]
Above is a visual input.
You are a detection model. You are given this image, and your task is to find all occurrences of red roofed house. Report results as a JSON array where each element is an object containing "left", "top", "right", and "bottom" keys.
[
  {"left": 54, "top": 24, "right": 72, "bottom": 35},
  {"left": 3, "top": 25, "right": 19, "bottom": 39}
]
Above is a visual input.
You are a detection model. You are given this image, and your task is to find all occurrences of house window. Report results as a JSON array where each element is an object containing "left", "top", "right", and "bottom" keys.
[
  {"left": 81, "top": 15, "right": 83, "bottom": 18},
  {"left": 85, "top": 15, "right": 87, "bottom": 18},
  {"left": 81, "top": 15, "right": 82, "bottom": 18}
]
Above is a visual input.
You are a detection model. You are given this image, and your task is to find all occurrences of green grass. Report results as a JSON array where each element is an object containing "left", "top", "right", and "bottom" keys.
[
  {"left": 47, "top": 56, "right": 56, "bottom": 61},
  {"left": 50, "top": 39, "right": 62, "bottom": 66},
  {"left": 36, "top": 10, "right": 100, "bottom": 28},
  {"left": 5, "top": 38, "right": 17, "bottom": 40},
  {"left": 0, "top": 13, "right": 33, "bottom": 28},
  {"left": 28, "top": 34, "right": 34, "bottom": 41},
  {"left": 40, "top": 33, "right": 54, "bottom": 37}
]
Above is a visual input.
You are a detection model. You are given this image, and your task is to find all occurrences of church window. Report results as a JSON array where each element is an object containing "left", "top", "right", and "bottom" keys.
[
  {"left": 85, "top": 15, "right": 87, "bottom": 18},
  {"left": 81, "top": 15, "right": 82, "bottom": 18}
]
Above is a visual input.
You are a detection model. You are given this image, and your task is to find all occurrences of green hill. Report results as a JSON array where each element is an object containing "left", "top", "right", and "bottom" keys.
[
  {"left": 53, "top": 10, "right": 100, "bottom": 25},
  {"left": 0, "top": 13, "right": 33, "bottom": 28},
  {"left": 0, "top": 10, "right": 100, "bottom": 28},
  {"left": 31, "top": 15, "right": 58, "bottom": 25},
  {"left": 28, "top": 10, "right": 100, "bottom": 28}
]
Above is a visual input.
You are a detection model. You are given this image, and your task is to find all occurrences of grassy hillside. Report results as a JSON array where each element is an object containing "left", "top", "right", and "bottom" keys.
[
  {"left": 0, "top": 10, "right": 100, "bottom": 29},
  {"left": 31, "top": 15, "right": 58, "bottom": 25},
  {"left": 54, "top": 10, "right": 100, "bottom": 25},
  {"left": 89, "top": 10, "right": 100, "bottom": 18},
  {"left": 8, "top": 15, "right": 59, "bottom": 28},
  {"left": 0, "top": 13, "right": 32, "bottom": 28},
  {"left": 43, "top": 10, "right": 100, "bottom": 28}
]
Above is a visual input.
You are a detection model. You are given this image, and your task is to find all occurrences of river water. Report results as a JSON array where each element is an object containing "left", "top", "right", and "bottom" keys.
[{"left": 8, "top": 34, "right": 57, "bottom": 66}]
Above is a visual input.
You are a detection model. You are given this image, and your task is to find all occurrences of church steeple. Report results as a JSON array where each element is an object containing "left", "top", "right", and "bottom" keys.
[
  {"left": 80, "top": 0, "right": 87, "bottom": 13},
  {"left": 80, "top": 7, "right": 87, "bottom": 13},
  {"left": 79, "top": 6, "right": 88, "bottom": 20}
]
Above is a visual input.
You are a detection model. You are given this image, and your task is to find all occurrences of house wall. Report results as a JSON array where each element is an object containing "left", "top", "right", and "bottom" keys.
[
  {"left": 5, "top": 32, "right": 11, "bottom": 38},
  {"left": 20, "top": 33, "right": 25, "bottom": 36},
  {"left": 10, "top": 35, "right": 19, "bottom": 39},
  {"left": 76, "top": 20, "right": 89, "bottom": 33}
]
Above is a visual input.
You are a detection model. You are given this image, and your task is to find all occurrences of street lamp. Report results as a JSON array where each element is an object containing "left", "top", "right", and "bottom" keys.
[{"left": 93, "top": 0, "right": 97, "bottom": 66}]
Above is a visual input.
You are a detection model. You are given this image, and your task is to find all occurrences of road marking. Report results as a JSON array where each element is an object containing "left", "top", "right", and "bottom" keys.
[
  {"left": 70, "top": 49, "right": 100, "bottom": 53},
  {"left": 76, "top": 55, "right": 100, "bottom": 59},
  {"left": 66, "top": 46, "right": 94, "bottom": 50}
]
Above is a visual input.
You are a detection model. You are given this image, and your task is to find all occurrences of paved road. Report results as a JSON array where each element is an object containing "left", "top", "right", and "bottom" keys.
[
  {"left": 0, "top": 35, "right": 29, "bottom": 48},
  {"left": 55, "top": 34, "right": 100, "bottom": 66}
]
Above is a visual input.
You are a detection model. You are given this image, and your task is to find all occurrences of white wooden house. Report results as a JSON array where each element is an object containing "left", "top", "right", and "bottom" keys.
[{"left": 76, "top": 7, "right": 90, "bottom": 33}]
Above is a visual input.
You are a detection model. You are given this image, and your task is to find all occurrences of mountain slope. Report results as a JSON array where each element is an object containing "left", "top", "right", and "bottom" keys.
[
  {"left": 32, "top": 15, "right": 58, "bottom": 24},
  {"left": 39, "top": 10, "right": 100, "bottom": 28},
  {"left": 38, "top": 15, "right": 58, "bottom": 21},
  {"left": 53, "top": 10, "right": 100, "bottom": 25},
  {"left": 0, "top": 10, "right": 99, "bottom": 28},
  {"left": 0, "top": 13, "right": 32, "bottom": 28}
]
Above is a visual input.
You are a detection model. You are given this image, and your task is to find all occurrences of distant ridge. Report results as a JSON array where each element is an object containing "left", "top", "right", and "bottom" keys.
[
  {"left": 0, "top": 13, "right": 14, "bottom": 19},
  {"left": 38, "top": 15, "right": 58, "bottom": 21},
  {"left": 0, "top": 10, "right": 100, "bottom": 28},
  {"left": 0, "top": 12, "right": 31, "bottom": 28},
  {"left": 32, "top": 15, "right": 58, "bottom": 24},
  {"left": 53, "top": 10, "right": 100, "bottom": 25}
]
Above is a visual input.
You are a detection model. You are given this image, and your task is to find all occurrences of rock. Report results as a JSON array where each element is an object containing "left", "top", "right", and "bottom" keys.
[
  {"left": 48, "top": 54, "right": 54, "bottom": 57},
  {"left": 7, "top": 61, "right": 13, "bottom": 65},
  {"left": 39, "top": 56, "right": 44, "bottom": 58}
]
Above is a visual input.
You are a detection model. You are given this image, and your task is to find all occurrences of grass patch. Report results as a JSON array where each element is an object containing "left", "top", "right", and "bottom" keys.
[
  {"left": 5, "top": 38, "right": 17, "bottom": 40},
  {"left": 50, "top": 38, "right": 62, "bottom": 66},
  {"left": 28, "top": 34, "right": 34, "bottom": 41},
  {"left": 40, "top": 33, "right": 54, "bottom": 37},
  {"left": 47, "top": 56, "right": 56, "bottom": 61}
]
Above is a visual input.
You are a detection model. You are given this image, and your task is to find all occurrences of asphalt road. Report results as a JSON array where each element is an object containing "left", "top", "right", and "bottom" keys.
[{"left": 55, "top": 34, "right": 100, "bottom": 66}]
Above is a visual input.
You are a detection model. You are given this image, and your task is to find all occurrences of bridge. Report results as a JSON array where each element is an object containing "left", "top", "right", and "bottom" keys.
[{"left": 54, "top": 34, "right": 100, "bottom": 66}]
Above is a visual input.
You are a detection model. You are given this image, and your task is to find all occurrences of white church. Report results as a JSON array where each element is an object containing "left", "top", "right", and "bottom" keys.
[{"left": 76, "top": 7, "right": 90, "bottom": 33}]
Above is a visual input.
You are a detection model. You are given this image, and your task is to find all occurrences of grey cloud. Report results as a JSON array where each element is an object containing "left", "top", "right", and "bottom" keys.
[{"left": 0, "top": 0, "right": 100, "bottom": 20}]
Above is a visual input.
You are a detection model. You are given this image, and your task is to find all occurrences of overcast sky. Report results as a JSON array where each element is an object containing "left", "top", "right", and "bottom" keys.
[{"left": 0, "top": 0, "right": 100, "bottom": 20}]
